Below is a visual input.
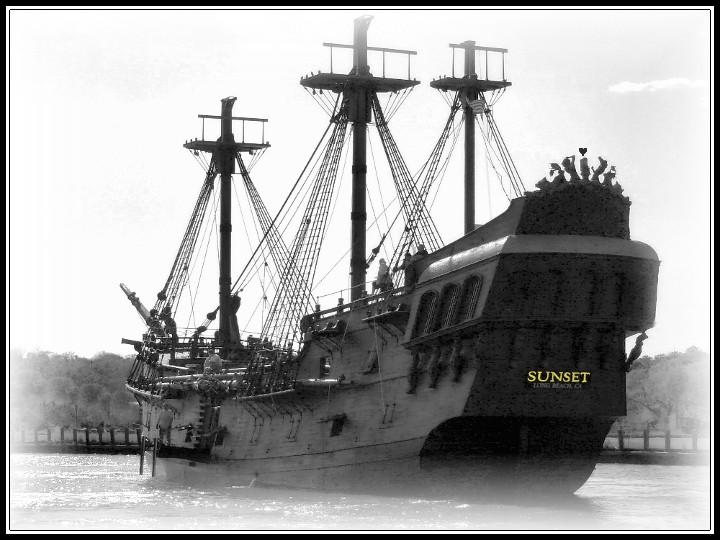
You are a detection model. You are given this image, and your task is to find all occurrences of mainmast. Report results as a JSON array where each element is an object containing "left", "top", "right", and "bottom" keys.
[
  {"left": 430, "top": 42, "right": 511, "bottom": 233},
  {"left": 301, "top": 16, "right": 419, "bottom": 301},
  {"left": 184, "top": 98, "right": 270, "bottom": 356},
  {"left": 462, "top": 42, "right": 477, "bottom": 236},
  {"left": 350, "top": 16, "right": 371, "bottom": 305}
]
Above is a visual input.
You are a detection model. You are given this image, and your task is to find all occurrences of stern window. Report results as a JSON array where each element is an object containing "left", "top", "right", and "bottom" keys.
[
  {"left": 455, "top": 276, "right": 483, "bottom": 323},
  {"left": 414, "top": 291, "right": 438, "bottom": 337}
]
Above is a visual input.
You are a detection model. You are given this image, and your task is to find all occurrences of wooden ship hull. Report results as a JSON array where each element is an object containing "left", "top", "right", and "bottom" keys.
[{"left": 133, "top": 184, "right": 659, "bottom": 492}]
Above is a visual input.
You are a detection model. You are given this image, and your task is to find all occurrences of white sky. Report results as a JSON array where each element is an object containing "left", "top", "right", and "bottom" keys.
[{"left": 7, "top": 8, "right": 713, "bottom": 358}]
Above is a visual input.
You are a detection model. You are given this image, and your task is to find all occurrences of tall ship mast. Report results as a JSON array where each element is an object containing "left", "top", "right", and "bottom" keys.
[{"left": 121, "top": 16, "right": 659, "bottom": 492}]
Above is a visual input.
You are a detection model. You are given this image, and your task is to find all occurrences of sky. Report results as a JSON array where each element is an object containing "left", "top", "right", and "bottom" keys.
[{"left": 7, "top": 8, "right": 713, "bottom": 359}]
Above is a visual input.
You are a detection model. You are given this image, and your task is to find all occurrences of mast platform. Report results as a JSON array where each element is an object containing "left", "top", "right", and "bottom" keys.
[
  {"left": 301, "top": 73, "right": 419, "bottom": 94},
  {"left": 184, "top": 113, "right": 270, "bottom": 154},
  {"left": 430, "top": 76, "right": 511, "bottom": 93},
  {"left": 183, "top": 140, "right": 269, "bottom": 153}
]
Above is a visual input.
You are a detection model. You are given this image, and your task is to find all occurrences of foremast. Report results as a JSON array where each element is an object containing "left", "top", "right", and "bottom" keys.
[{"left": 184, "top": 99, "right": 270, "bottom": 357}]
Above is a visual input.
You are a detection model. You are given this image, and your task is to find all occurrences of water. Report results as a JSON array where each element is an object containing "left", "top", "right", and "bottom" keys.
[{"left": 8, "top": 454, "right": 711, "bottom": 531}]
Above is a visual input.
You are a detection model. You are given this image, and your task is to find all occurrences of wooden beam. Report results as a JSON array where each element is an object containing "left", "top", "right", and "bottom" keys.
[
  {"left": 322, "top": 42, "right": 417, "bottom": 55},
  {"left": 449, "top": 43, "right": 508, "bottom": 54},
  {"left": 197, "top": 115, "right": 268, "bottom": 123}
]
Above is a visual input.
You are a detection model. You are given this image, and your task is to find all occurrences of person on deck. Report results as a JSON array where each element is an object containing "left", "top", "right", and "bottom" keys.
[
  {"left": 405, "top": 245, "right": 429, "bottom": 289},
  {"left": 204, "top": 353, "right": 222, "bottom": 374},
  {"left": 160, "top": 307, "right": 178, "bottom": 361},
  {"left": 147, "top": 309, "right": 164, "bottom": 337},
  {"left": 396, "top": 251, "right": 417, "bottom": 288},
  {"left": 373, "top": 258, "right": 392, "bottom": 293}
]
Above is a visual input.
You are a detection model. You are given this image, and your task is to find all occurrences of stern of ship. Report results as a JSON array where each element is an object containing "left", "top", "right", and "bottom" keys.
[{"left": 408, "top": 175, "right": 659, "bottom": 492}]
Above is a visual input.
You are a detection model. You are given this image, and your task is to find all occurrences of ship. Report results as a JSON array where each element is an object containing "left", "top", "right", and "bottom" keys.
[{"left": 121, "top": 16, "right": 659, "bottom": 494}]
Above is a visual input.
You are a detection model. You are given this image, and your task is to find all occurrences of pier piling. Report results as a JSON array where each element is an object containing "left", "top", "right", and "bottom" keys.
[{"left": 139, "top": 437, "right": 145, "bottom": 475}]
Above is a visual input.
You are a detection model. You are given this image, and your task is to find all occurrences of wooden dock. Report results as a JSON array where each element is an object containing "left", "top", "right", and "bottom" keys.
[
  {"left": 604, "top": 429, "right": 705, "bottom": 452},
  {"left": 11, "top": 427, "right": 142, "bottom": 455},
  {"left": 599, "top": 429, "right": 709, "bottom": 465},
  {"left": 11, "top": 427, "right": 709, "bottom": 466},
  {"left": 598, "top": 449, "right": 709, "bottom": 466}
]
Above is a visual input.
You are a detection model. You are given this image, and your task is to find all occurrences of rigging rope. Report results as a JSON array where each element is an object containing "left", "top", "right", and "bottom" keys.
[
  {"left": 472, "top": 92, "right": 525, "bottom": 196},
  {"left": 367, "top": 127, "right": 395, "bottom": 257},
  {"left": 227, "top": 96, "right": 341, "bottom": 299},
  {"left": 262, "top": 106, "right": 350, "bottom": 347},
  {"left": 181, "top": 185, "right": 220, "bottom": 336},
  {"left": 370, "top": 92, "right": 442, "bottom": 267},
  {"left": 386, "top": 93, "right": 462, "bottom": 276},
  {"left": 154, "top": 159, "right": 218, "bottom": 318},
  {"left": 427, "top": 115, "right": 465, "bottom": 211},
  {"left": 234, "top": 124, "right": 333, "bottom": 296},
  {"left": 311, "top": 189, "right": 402, "bottom": 294},
  {"left": 237, "top": 153, "right": 317, "bottom": 318},
  {"left": 366, "top": 128, "right": 393, "bottom": 263},
  {"left": 476, "top": 114, "right": 512, "bottom": 202},
  {"left": 233, "top": 177, "right": 279, "bottom": 298}
]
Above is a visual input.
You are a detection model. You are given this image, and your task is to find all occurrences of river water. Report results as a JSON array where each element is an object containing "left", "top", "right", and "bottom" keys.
[{"left": 8, "top": 454, "right": 711, "bottom": 531}]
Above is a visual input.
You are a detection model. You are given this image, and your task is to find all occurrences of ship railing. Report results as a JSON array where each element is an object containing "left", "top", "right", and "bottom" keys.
[
  {"left": 130, "top": 331, "right": 299, "bottom": 394},
  {"left": 141, "top": 334, "right": 289, "bottom": 357},
  {"left": 157, "top": 344, "right": 297, "bottom": 376},
  {"left": 312, "top": 282, "right": 408, "bottom": 320},
  {"left": 155, "top": 353, "right": 299, "bottom": 398}
]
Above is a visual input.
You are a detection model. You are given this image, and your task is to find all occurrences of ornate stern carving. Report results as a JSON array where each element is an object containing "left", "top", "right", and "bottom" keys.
[
  {"left": 521, "top": 151, "right": 631, "bottom": 239},
  {"left": 532, "top": 153, "right": 630, "bottom": 206}
]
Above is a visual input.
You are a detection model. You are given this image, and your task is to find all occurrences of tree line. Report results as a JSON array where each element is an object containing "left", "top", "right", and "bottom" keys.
[
  {"left": 10, "top": 350, "right": 139, "bottom": 429},
  {"left": 619, "top": 346, "right": 710, "bottom": 434},
  {"left": 8, "top": 346, "right": 710, "bottom": 433}
]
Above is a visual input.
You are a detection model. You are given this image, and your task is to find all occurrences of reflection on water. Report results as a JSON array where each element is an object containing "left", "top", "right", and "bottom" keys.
[{"left": 9, "top": 454, "right": 711, "bottom": 530}]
